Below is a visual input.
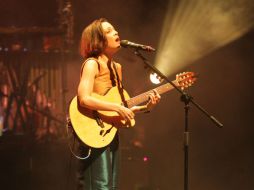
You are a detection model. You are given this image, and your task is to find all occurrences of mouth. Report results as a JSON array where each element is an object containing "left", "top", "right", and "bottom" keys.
[{"left": 115, "top": 37, "right": 120, "bottom": 42}]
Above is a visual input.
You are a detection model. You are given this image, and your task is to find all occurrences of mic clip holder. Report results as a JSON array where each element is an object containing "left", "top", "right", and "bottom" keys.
[{"left": 180, "top": 93, "right": 192, "bottom": 105}]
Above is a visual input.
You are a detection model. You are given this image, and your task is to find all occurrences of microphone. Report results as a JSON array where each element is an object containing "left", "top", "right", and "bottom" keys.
[{"left": 120, "top": 40, "right": 155, "bottom": 52}]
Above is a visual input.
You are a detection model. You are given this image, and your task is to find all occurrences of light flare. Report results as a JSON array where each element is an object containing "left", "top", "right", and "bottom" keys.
[{"left": 154, "top": 0, "right": 254, "bottom": 76}]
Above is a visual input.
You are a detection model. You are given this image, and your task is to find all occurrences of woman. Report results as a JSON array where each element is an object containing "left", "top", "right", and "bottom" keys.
[{"left": 76, "top": 18, "right": 160, "bottom": 190}]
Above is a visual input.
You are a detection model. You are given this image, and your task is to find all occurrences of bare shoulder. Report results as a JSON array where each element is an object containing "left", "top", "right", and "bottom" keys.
[
  {"left": 83, "top": 58, "right": 99, "bottom": 68},
  {"left": 80, "top": 58, "right": 99, "bottom": 77},
  {"left": 114, "top": 61, "right": 122, "bottom": 69}
]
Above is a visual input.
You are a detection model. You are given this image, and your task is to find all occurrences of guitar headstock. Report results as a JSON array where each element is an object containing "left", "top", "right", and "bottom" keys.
[{"left": 176, "top": 72, "right": 197, "bottom": 90}]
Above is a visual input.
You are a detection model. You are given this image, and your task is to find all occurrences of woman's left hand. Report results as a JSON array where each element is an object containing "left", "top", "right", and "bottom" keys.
[{"left": 146, "top": 89, "right": 161, "bottom": 111}]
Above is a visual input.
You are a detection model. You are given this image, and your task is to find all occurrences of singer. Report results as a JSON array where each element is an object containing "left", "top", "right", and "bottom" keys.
[{"left": 74, "top": 18, "right": 161, "bottom": 190}]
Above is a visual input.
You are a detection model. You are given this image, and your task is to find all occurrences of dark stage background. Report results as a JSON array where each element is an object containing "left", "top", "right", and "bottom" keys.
[{"left": 0, "top": 0, "right": 254, "bottom": 190}]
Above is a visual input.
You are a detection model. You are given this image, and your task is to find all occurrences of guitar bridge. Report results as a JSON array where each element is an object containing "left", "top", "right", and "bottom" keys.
[{"left": 100, "top": 126, "right": 113, "bottom": 137}]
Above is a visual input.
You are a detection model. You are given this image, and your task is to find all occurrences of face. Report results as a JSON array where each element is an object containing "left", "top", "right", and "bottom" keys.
[{"left": 101, "top": 22, "right": 120, "bottom": 54}]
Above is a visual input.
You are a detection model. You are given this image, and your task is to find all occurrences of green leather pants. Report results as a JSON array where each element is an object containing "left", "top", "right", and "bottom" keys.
[{"left": 77, "top": 134, "right": 120, "bottom": 190}]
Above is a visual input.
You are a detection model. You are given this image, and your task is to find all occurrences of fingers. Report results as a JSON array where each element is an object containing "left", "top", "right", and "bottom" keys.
[
  {"left": 118, "top": 106, "right": 135, "bottom": 122},
  {"left": 146, "top": 90, "right": 161, "bottom": 111},
  {"left": 149, "top": 89, "right": 161, "bottom": 104}
]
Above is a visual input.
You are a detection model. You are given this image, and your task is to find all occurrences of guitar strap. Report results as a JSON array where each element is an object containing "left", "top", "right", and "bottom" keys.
[
  {"left": 107, "top": 60, "right": 116, "bottom": 87},
  {"left": 111, "top": 61, "right": 121, "bottom": 88},
  {"left": 112, "top": 61, "right": 128, "bottom": 107}
]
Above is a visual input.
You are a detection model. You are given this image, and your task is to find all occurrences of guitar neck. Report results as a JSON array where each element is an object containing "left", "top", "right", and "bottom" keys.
[{"left": 126, "top": 80, "right": 177, "bottom": 108}]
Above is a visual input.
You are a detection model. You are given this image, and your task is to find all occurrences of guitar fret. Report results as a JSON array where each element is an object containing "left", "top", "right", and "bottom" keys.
[{"left": 127, "top": 82, "right": 176, "bottom": 108}]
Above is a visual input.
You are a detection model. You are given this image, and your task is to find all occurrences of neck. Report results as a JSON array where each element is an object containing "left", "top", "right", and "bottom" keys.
[
  {"left": 104, "top": 47, "right": 119, "bottom": 58},
  {"left": 99, "top": 54, "right": 112, "bottom": 63}
]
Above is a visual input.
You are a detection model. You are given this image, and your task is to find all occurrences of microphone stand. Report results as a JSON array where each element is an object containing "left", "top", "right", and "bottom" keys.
[{"left": 133, "top": 50, "right": 223, "bottom": 190}]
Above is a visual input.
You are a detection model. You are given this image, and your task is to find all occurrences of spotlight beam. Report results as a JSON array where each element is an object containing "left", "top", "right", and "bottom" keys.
[{"left": 155, "top": 0, "right": 254, "bottom": 77}]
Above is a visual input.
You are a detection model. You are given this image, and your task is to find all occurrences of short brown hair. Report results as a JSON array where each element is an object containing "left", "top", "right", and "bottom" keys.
[{"left": 79, "top": 18, "right": 108, "bottom": 58}]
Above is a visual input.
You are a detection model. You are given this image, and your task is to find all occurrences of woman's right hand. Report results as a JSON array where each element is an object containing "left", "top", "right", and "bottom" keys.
[{"left": 116, "top": 105, "right": 135, "bottom": 122}]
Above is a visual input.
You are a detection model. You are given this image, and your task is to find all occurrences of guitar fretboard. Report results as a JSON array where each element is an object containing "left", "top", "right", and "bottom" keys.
[{"left": 126, "top": 80, "right": 177, "bottom": 108}]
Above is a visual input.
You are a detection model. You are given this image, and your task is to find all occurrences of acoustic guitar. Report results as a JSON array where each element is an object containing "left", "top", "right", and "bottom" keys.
[{"left": 69, "top": 72, "right": 196, "bottom": 148}]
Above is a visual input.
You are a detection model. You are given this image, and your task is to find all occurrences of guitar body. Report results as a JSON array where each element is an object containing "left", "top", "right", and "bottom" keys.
[{"left": 69, "top": 87, "right": 135, "bottom": 148}]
